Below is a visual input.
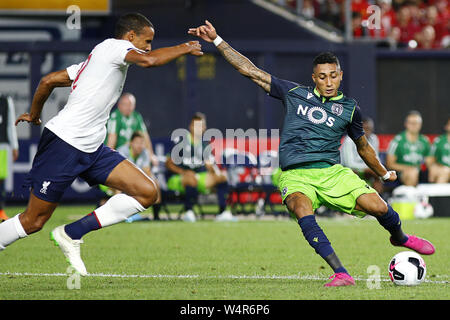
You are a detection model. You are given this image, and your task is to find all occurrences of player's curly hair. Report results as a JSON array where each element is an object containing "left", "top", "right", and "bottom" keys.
[
  {"left": 114, "top": 13, "right": 153, "bottom": 38},
  {"left": 313, "top": 52, "right": 341, "bottom": 71}
]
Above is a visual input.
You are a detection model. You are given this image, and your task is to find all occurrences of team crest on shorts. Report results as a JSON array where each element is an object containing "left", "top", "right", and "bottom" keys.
[
  {"left": 331, "top": 103, "right": 343, "bottom": 116},
  {"left": 282, "top": 187, "right": 288, "bottom": 196},
  {"left": 40, "top": 181, "right": 51, "bottom": 194}
]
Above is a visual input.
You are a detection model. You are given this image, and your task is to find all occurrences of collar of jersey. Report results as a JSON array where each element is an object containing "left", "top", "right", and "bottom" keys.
[{"left": 313, "top": 87, "right": 344, "bottom": 103}]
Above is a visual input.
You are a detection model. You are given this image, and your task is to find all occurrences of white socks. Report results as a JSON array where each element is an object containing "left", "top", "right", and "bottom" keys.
[
  {"left": 94, "top": 193, "right": 146, "bottom": 228},
  {"left": 0, "top": 194, "right": 146, "bottom": 251},
  {"left": 0, "top": 214, "right": 27, "bottom": 250}
]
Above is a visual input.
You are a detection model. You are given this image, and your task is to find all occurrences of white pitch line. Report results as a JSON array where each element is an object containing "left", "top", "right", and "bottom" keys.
[{"left": 0, "top": 272, "right": 448, "bottom": 284}]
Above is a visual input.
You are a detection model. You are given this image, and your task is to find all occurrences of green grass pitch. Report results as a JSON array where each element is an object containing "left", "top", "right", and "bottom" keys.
[{"left": 0, "top": 205, "right": 448, "bottom": 301}]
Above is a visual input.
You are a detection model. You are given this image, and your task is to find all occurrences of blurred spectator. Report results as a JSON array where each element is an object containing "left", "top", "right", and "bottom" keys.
[
  {"left": 428, "top": 117, "right": 450, "bottom": 183},
  {"left": 352, "top": 0, "right": 370, "bottom": 19},
  {"left": 369, "top": 0, "right": 397, "bottom": 38},
  {"left": 386, "top": 111, "right": 432, "bottom": 186},
  {"left": 391, "top": 4, "right": 422, "bottom": 44},
  {"left": 352, "top": 11, "right": 366, "bottom": 37},
  {"left": 340, "top": 117, "right": 384, "bottom": 194},
  {"left": 106, "top": 92, "right": 158, "bottom": 167},
  {"left": 415, "top": 24, "right": 439, "bottom": 48},
  {"left": 302, "top": 0, "right": 316, "bottom": 17},
  {"left": 272, "top": 0, "right": 450, "bottom": 48},
  {"left": 317, "top": 0, "right": 342, "bottom": 28},
  {"left": 120, "top": 132, "right": 162, "bottom": 222},
  {"left": 422, "top": 5, "right": 446, "bottom": 40},
  {"left": 165, "top": 112, "right": 235, "bottom": 222}
]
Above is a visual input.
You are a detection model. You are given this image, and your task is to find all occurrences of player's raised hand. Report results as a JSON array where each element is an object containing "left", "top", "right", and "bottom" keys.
[
  {"left": 15, "top": 112, "right": 41, "bottom": 126},
  {"left": 188, "top": 20, "right": 218, "bottom": 43},
  {"left": 185, "top": 40, "right": 203, "bottom": 56}
]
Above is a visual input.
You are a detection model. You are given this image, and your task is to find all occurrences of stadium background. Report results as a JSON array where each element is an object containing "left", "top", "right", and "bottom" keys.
[{"left": 0, "top": 0, "right": 449, "bottom": 206}]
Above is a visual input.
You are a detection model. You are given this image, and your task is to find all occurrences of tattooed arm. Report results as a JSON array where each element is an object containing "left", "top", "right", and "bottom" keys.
[
  {"left": 355, "top": 135, "right": 397, "bottom": 182},
  {"left": 188, "top": 20, "right": 272, "bottom": 93}
]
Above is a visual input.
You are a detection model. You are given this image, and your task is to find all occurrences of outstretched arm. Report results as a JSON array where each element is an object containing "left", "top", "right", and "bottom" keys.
[
  {"left": 15, "top": 69, "right": 72, "bottom": 126},
  {"left": 355, "top": 135, "right": 397, "bottom": 182},
  {"left": 188, "top": 20, "right": 271, "bottom": 93},
  {"left": 125, "top": 41, "right": 203, "bottom": 68}
]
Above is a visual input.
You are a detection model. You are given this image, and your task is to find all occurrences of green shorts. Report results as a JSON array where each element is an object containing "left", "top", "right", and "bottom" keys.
[
  {"left": 278, "top": 164, "right": 377, "bottom": 218},
  {"left": 167, "top": 172, "right": 209, "bottom": 194},
  {"left": 0, "top": 149, "right": 8, "bottom": 179}
]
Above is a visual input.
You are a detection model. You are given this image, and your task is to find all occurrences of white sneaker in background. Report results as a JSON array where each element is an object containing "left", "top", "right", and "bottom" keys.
[
  {"left": 215, "top": 210, "right": 238, "bottom": 222},
  {"left": 183, "top": 210, "right": 196, "bottom": 222}
]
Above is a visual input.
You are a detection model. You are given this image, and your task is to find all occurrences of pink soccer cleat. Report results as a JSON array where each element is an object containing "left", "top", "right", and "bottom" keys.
[
  {"left": 324, "top": 273, "right": 355, "bottom": 287},
  {"left": 390, "top": 235, "right": 435, "bottom": 255}
]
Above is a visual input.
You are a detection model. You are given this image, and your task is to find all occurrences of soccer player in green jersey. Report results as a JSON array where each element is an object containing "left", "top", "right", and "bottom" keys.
[
  {"left": 189, "top": 20, "right": 435, "bottom": 287},
  {"left": 428, "top": 117, "right": 450, "bottom": 183},
  {"left": 386, "top": 111, "right": 432, "bottom": 186}
]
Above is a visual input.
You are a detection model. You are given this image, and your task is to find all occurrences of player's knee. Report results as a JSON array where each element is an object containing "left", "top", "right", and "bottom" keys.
[
  {"left": 138, "top": 181, "right": 159, "bottom": 208},
  {"left": 19, "top": 213, "right": 47, "bottom": 234},
  {"left": 285, "top": 195, "right": 312, "bottom": 219},
  {"left": 369, "top": 201, "right": 389, "bottom": 218}
]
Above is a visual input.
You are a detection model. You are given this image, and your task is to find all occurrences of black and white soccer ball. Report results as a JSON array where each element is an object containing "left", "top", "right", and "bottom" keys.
[{"left": 388, "top": 251, "right": 427, "bottom": 286}]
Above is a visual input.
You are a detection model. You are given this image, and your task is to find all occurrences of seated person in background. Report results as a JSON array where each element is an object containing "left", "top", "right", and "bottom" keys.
[
  {"left": 428, "top": 116, "right": 450, "bottom": 183},
  {"left": 115, "top": 132, "right": 162, "bottom": 221},
  {"left": 340, "top": 117, "right": 384, "bottom": 194},
  {"left": 121, "top": 132, "right": 162, "bottom": 221},
  {"left": 165, "top": 112, "right": 235, "bottom": 222},
  {"left": 386, "top": 111, "right": 432, "bottom": 186}
]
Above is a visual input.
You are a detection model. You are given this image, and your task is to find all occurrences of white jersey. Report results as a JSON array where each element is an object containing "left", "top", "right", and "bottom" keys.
[{"left": 45, "top": 38, "right": 141, "bottom": 153}]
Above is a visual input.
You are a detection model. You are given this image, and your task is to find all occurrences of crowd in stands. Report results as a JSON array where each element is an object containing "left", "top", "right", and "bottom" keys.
[{"left": 271, "top": 0, "right": 450, "bottom": 48}]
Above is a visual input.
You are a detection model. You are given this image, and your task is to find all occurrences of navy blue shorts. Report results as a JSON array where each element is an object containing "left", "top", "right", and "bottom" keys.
[{"left": 25, "top": 128, "right": 125, "bottom": 203}]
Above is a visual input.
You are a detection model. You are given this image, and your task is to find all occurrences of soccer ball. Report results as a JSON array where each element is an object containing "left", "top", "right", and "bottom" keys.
[{"left": 388, "top": 251, "right": 427, "bottom": 286}]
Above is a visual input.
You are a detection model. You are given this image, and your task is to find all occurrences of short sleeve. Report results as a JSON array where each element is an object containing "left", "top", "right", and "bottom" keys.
[
  {"left": 430, "top": 137, "right": 439, "bottom": 157},
  {"left": 387, "top": 135, "right": 400, "bottom": 155},
  {"left": 269, "top": 76, "right": 300, "bottom": 100},
  {"left": 347, "top": 105, "right": 364, "bottom": 141},
  {"left": 113, "top": 40, "right": 144, "bottom": 66},
  {"left": 66, "top": 62, "right": 84, "bottom": 80}
]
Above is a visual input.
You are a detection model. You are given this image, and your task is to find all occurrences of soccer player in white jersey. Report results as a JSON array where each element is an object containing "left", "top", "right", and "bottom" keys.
[{"left": 0, "top": 13, "right": 203, "bottom": 275}]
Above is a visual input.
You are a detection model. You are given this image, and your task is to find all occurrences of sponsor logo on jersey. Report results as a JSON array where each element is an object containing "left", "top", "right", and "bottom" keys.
[{"left": 296, "top": 104, "right": 336, "bottom": 127}]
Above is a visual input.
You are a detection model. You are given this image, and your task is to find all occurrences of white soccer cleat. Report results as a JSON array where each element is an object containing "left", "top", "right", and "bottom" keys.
[{"left": 50, "top": 225, "right": 88, "bottom": 276}]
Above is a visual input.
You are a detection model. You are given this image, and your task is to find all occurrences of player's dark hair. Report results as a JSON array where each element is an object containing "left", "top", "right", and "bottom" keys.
[
  {"left": 114, "top": 13, "right": 153, "bottom": 38},
  {"left": 130, "top": 131, "right": 144, "bottom": 141},
  {"left": 313, "top": 52, "right": 341, "bottom": 70}
]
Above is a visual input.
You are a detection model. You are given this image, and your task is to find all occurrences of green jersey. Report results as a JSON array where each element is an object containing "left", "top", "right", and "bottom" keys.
[
  {"left": 430, "top": 134, "right": 450, "bottom": 167},
  {"left": 269, "top": 76, "right": 364, "bottom": 170},
  {"left": 387, "top": 131, "right": 431, "bottom": 167},
  {"left": 105, "top": 109, "right": 148, "bottom": 149}
]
